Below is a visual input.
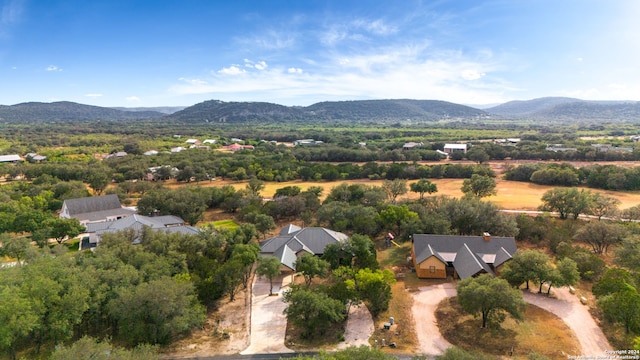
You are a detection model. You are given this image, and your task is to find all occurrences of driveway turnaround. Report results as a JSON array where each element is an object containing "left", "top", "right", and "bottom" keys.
[
  {"left": 523, "top": 288, "right": 611, "bottom": 357},
  {"left": 240, "top": 274, "right": 294, "bottom": 355},
  {"left": 411, "top": 283, "right": 612, "bottom": 357}
]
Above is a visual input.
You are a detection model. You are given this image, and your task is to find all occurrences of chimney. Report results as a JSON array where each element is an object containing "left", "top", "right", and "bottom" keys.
[{"left": 483, "top": 232, "right": 491, "bottom": 242}]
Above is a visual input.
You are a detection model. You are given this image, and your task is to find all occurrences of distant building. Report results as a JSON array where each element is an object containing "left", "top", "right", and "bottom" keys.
[
  {"left": 0, "top": 154, "right": 22, "bottom": 163},
  {"left": 443, "top": 143, "right": 468, "bottom": 154},
  {"left": 144, "top": 150, "right": 159, "bottom": 156},
  {"left": 546, "top": 144, "right": 577, "bottom": 153},
  {"left": 403, "top": 142, "right": 423, "bottom": 150},
  {"left": 294, "top": 139, "right": 324, "bottom": 146}
]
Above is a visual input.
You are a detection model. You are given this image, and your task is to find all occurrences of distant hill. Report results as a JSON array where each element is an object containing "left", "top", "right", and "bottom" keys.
[
  {"left": 3, "top": 97, "right": 640, "bottom": 124},
  {"left": 0, "top": 101, "right": 165, "bottom": 122},
  {"left": 486, "top": 97, "right": 640, "bottom": 121},
  {"left": 486, "top": 97, "right": 581, "bottom": 116},
  {"left": 166, "top": 100, "right": 303, "bottom": 123},
  {"left": 111, "top": 106, "right": 186, "bottom": 114},
  {"left": 165, "top": 99, "right": 486, "bottom": 123}
]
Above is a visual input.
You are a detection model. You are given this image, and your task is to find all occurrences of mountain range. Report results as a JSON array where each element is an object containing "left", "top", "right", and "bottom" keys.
[{"left": 1, "top": 97, "right": 639, "bottom": 123}]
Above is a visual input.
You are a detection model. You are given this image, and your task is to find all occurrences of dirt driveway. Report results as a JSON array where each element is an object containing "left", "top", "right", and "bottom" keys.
[{"left": 411, "top": 283, "right": 612, "bottom": 357}]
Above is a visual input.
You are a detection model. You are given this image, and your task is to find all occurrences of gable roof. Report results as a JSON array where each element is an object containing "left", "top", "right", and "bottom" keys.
[
  {"left": 412, "top": 234, "right": 516, "bottom": 279},
  {"left": 62, "top": 195, "right": 136, "bottom": 222},
  {"left": 260, "top": 226, "right": 348, "bottom": 270},
  {"left": 63, "top": 194, "right": 123, "bottom": 216},
  {"left": 88, "top": 214, "right": 200, "bottom": 240}
]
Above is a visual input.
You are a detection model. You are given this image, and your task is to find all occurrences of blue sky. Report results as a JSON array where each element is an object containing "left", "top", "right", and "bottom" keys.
[{"left": 1, "top": 0, "right": 639, "bottom": 107}]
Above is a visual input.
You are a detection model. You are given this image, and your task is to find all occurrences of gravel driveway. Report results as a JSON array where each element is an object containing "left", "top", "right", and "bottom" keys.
[{"left": 411, "top": 283, "right": 612, "bottom": 357}]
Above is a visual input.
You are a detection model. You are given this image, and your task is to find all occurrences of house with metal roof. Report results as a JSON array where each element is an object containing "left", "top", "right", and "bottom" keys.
[
  {"left": 259, "top": 225, "right": 348, "bottom": 272},
  {"left": 411, "top": 233, "right": 516, "bottom": 279},
  {"left": 80, "top": 214, "right": 200, "bottom": 250},
  {"left": 60, "top": 194, "right": 136, "bottom": 225}
]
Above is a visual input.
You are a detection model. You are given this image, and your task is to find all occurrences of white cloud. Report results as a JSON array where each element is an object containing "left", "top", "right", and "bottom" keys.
[
  {"left": 461, "top": 69, "right": 485, "bottom": 80},
  {"left": 46, "top": 65, "right": 62, "bottom": 72},
  {"left": 84, "top": 93, "right": 102, "bottom": 98},
  {"left": 254, "top": 61, "right": 268, "bottom": 70},
  {"left": 287, "top": 67, "right": 303, "bottom": 74},
  {"left": 354, "top": 19, "right": 397, "bottom": 36},
  {"left": 217, "top": 65, "right": 246, "bottom": 75},
  {"left": 126, "top": 96, "right": 141, "bottom": 102}
]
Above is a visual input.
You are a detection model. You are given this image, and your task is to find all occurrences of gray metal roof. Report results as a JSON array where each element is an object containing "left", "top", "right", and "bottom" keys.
[
  {"left": 453, "top": 243, "right": 496, "bottom": 279},
  {"left": 63, "top": 194, "right": 123, "bottom": 216},
  {"left": 260, "top": 226, "right": 348, "bottom": 269},
  {"left": 412, "top": 234, "right": 516, "bottom": 279}
]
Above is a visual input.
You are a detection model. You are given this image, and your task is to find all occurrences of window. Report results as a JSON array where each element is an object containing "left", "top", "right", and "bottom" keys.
[{"left": 429, "top": 266, "right": 436, "bottom": 273}]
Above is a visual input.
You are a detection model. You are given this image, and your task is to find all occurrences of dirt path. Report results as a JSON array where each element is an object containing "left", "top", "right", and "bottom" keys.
[
  {"left": 523, "top": 288, "right": 612, "bottom": 357},
  {"left": 411, "top": 283, "right": 457, "bottom": 356},
  {"left": 411, "top": 283, "right": 612, "bottom": 357},
  {"left": 240, "top": 274, "right": 294, "bottom": 355}
]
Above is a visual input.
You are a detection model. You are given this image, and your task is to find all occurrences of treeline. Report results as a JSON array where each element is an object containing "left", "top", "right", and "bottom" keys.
[
  {"left": 504, "top": 162, "right": 640, "bottom": 191},
  {"left": 0, "top": 226, "right": 263, "bottom": 359}
]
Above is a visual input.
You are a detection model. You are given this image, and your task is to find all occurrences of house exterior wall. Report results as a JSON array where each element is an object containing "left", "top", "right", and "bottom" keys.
[{"left": 416, "top": 256, "right": 447, "bottom": 279}]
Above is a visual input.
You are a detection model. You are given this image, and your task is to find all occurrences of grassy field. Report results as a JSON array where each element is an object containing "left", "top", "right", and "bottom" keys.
[{"left": 169, "top": 177, "right": 640, "bottom": 211}]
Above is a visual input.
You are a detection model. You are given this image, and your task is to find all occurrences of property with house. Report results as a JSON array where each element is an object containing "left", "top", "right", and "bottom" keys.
[
  {"left": 59, "top": 194, "right": 136, "bottom": 225},
  {"left": 259, "top": 224, "right": 348, "bottom": 273},
  {"left": 411, "top": 233, "right": 517, "bottom": 279},
  {"left": 443, "top": 143, "right": 468, "bottom": 154},
  {"left": 80, "top": 214, "right": 199, "bottom": 250}
]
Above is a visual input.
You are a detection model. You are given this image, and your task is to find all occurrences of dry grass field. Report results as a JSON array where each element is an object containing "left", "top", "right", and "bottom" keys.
[
  {"left": 436, "top": 297, "right": 581, "bottom": 359},
  {"left": 169, "top": 176, "right": 640, "bottom": 211}
]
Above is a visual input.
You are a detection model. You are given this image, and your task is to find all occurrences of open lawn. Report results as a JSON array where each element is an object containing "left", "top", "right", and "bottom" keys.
[{"left": 436, "top": 297, "right": 581, "bottom": 359}]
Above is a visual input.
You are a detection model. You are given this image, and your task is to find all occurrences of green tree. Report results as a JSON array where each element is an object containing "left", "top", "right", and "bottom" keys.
[
  {"left": 291, "top": 345, "right": 397, "bottom": 360},
  {"left": 457, "top": 273, "right": 525, "bottom": 328},
  {"left": 588, "top": 193, "right": 620, "bottom": 220},
  {"left": 574, "top": 221, "right": 626, "bottom": 254},
  {"left": 230, "top": 243, "right": 260, "bottom": 288},
  {"left": 108, "top": 276, "right": 205, "bottom": 345},
  {"left": 545, "top": 257, "right": 580, "bottom": 296},
  {"left": 42, "top": 217, "right": 85, "bottom": 244},
  {"left": 0, "top": 286, "right": 38, "bottom": 360},
  {"left": 436, "top": 346, "right": 495, "bottom": 360},
  {"left": 501, "top": 250, "right": 552, "bottom": 290},
  {"left": 592, "top": 267, "right": 636, "bottom": 298},
  {"left": 461, "top": 174, "right": 497, "bottom": 198},
  {"left": 85, "top": 168, "right": 112, "bottom": 195},
  {"left": 0, "top": 235, "right": 31, "bottom": 265},
  {"left": 353, "top": 268, "right": 395, "bottom": 317},
  {"left": 251, "top": 213, "right": 276, "bottom": 239},
  {"left": 246, "top": 177, "right": 265, "bottom": 198},
  {"left": 50, "top": 336, "right": 159, "bottom": 360},
  {"left": 216, "top": 259, "right": 245, "bottom": 302},
  {"left": 283, "top": 287, "right": 345, "bottom": 338},
  {"left": 467, "top": 147, "right": 490, "bottom": 164},
  {"left": 539, "top": 188, "right": 592, "bottom": 220},
  {"left": 295, "top": 253, "right": 330, "bottom": 287},
  {"left": 382, "top": 179, "right": 408, "bottom": 203},
  {"left": 598, "top": 284, "right": 640, "bottom": 334},
  {"left": 256, "top": 256, "right": 282, "bottom": 295},
  {"left": 615, "top": 236, "right": 640, "bottom": 272},
  {"left": 377, "top": 204, "right": 419, "bottom": 238},
  {"left": 410, "top": 178, "right": 438, "bottom": 200}
]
